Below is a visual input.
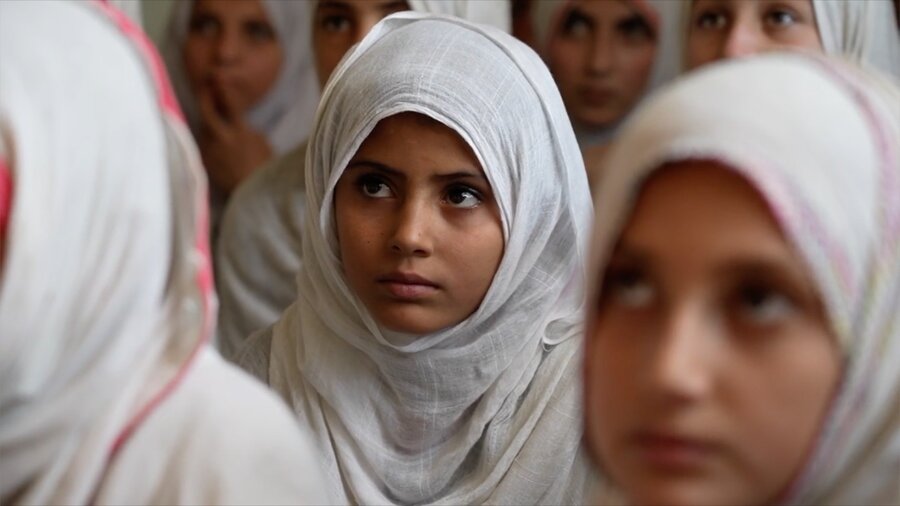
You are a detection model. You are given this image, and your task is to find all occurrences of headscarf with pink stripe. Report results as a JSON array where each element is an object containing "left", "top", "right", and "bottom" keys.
[
  {"left": 0, "top": 1, "right": 214, "bottom": 502},
  {"left": 588, "top": 52, "right": 900, "bottom": 504}
]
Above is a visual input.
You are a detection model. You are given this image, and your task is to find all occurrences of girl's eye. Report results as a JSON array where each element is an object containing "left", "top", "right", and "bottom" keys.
[
  {"left": 445, "top": 186, "right": 482, "bottom": 209},
  {"left": 320, "top": 15, "right": 352, "bottom": 33},
  {"left": 561, "top": 10, "right": 592, "bottom": 38},
  {"left": 764, "top": 9, "right": 798, "bottom": 28},
  {"left": 694, "top": 10, "right": 727, "bottom": 30},
  {"left": 189, "top": 15, "right": 220, "bottom": 37},
  {"left": 358, "top": 176, "right": 393, "bottom": 198},
  {"left": 618, "top": 15, "right": 654, "bottom": 42},
  {"left": 601, "top": 266, "right": 655, "bottom": 309},
  {"left": 733, "top": 283, "right": 795, "bottom": 325},
  {"left": 245, "top": 20, "right": 276, "bottom": 42}
]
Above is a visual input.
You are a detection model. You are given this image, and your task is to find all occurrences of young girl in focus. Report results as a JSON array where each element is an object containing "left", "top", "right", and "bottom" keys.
[
  {"left": 215, "top": 0, "right": 510, "bottom": 359},
  {"left": 238, "top": 12, "right": 597, "bottom": 504}
]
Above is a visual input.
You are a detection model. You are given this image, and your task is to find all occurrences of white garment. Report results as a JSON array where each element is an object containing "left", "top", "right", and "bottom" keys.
[
  {"left": 530, "top": 0, "right": 686, "bottom": 147},
  {"left": 162, "top": 0, "right": 319, "bottom": 155},
  {"left": 216, "top": 0, "right": 512, "bottom": 360},
  {"left": 0, "top": 2, "right": 327, "bottom": 504},
  {"left": 217, "top": 142, "right": 308, "bottom": 360},
  {"left": 590, "top": 52, "right": 900, "bottom": 504},
  {"left": 239, "top": 12, "right": 596, "bottom": 504},
  {"left": 812, "top": 0, "right": 900, "bottom": 78},
  {"left": 408, "top": 0, "right": 511, "bottom": 32}
]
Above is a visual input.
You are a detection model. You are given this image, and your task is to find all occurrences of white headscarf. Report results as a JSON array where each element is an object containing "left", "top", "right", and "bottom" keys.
[
  {"left": 162, "top": 0, "right": 319, "bottom": 155},
  {"left": 215, "top": 0, "right": 512, "bottom": 359},
  {"left": 409, "top": 0, "right": 510, "bottom": 31},
  {"left": 590, "top": 52, "right": 900, "bottom": 504},
  {"left": 250, "top": 12, "right": 596, "bottom": 504},
  {"left": 0, "top": 2, "right": 326, "bottom": 504},
  {"left": 530, "top": 0, "right": 686, "bottom": 147},
  {"left": 812, "top": 0, "right": 900, "bottom": 78}
]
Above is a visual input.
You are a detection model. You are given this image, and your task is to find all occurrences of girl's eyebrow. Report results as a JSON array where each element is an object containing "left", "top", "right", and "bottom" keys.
[
  {"left": 346, "top": 160, "right": 486, "bottom": 182},
  {"left": 433, "top": 171, "right": 486, "bottom": 182},
  {"left": 346, "top": 160, "right": 404, "bottom": 179}
]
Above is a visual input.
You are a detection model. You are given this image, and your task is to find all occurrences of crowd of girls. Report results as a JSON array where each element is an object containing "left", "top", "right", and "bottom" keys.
[{"left": 1, "top": 0, "right": 897, "bottom": 504}]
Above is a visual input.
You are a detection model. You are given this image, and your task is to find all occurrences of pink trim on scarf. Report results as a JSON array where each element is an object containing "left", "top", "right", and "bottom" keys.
[
  {"left": 0, "top": 158, "right": 10, "bottom": 244},
  {"left": 89, "top": 0, "right": 216, "bottom": 461},
  {"left": 93, "top": 0, "right": 184, "bottom": 121},
  {"left": 777, "top": 53, "right": 900, "bottom": 504}
]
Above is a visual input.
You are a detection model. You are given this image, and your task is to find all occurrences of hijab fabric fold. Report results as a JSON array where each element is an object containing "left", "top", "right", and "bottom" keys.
[{"left": 812, "top": 0, "right": 900, "bottom": 78}]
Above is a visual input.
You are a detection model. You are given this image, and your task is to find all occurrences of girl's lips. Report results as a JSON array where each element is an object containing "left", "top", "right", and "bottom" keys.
[
  {"left": 376, "top": 272, "right": 439, "bottom": 301},
  {"left": 579, "top": 86, "right": 615, "bottom": 106},
  {"left": 631, "top": 431, "right": 718, "bottom": 471},
  {"left": 380, "top": 281, "right": 439, "bottom": 300}
]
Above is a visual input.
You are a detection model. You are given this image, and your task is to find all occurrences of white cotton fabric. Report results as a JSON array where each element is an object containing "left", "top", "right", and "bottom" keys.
[
  {"left": 216, "top": 0, "right": 512, "bottom": 360},
  {"left": 162, "top": 0, "right": 319, "bottom": 155},
  {"left": 0, "top": 2, "right": 327, "bottom": 504},
  {"left": 239, "top": 12, "right": 596, "bottom": 504},
  {"left": 530, "top": 0, "right": 685, "bottom": 147},
  {"left": 589, "top": 52, "right": 900, "bottom": 504},
  {"left": 408, "top": 0, "right": 511, "bottom": 32},
  {"left": 812, "top": 0, "right": 900, "bottom": 78}
]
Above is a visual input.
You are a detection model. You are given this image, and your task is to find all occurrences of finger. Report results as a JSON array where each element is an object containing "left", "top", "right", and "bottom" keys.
[
  {"left": 210, "top": 74, "right": 243, "bottom": 126},
  {"left": 197, "top": 86, "right": 230, "bottom": 140}
]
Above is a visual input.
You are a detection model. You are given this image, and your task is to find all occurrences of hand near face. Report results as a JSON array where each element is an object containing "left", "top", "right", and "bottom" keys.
[{"left": 196, "top": 74, "right": 272, "bottom": 195}]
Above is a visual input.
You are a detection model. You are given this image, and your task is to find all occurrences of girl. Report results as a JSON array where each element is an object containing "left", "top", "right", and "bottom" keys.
[
  {"left": 584, "top": 53, "right": 900, "bottom": 504},
  {"left": 238, "top": 12, "right": 596, "bottom": 504},
  {"left": 0, "top": 2, "right": 326, "bottom": 503},
  {"left": 163, "top": 0, "right": 318, "bottom": 204},
  {"left": 215, "top": 0, "right": 510, "bottom": 360},
  {"left": 530, "top": 0, "right": 684, "bottom": 152},
  {"left": 686, "top": 0, "right": 900, "bottom": 76}
]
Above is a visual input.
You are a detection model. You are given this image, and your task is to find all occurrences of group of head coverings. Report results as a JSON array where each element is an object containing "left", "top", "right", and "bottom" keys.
[
  {"left": 0, "top": 1, "right": 327, "bottom": 503},
  {"left": 214, "top": 0, "right": 512, "bottom": 360},
  {"left": 1, "top": 0, "right": 899, "bottom": 504}
]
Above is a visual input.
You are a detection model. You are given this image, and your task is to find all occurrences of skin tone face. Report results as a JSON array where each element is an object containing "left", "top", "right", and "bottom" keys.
[
  {"left": 182, "top": 0, "right": 283, "bottom": 194},
  {"left": 334, "top": 113, "right": 504, "bottom": 335},
  {"left": 313, "top": 0, "right": 410, "bottom": 88},
  {"left": 584, "top": 161, "right": 841, "bottom": 506},
  {"left": 547, "top": 0, "right": 657, "bottom": 130},
  {"left": 183, "top": 0, "right": 283, "bottom": 114},
  {"left": 688, "top": 0, "right": 823, "bottom": 70}
]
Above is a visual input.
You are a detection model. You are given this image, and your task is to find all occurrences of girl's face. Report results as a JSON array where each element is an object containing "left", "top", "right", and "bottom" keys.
[
  {"left": 687, "top": 0, "right": 822, "bottom": 70},
  {"left": 584, "top": 161, "right": 841, "bottom": 506},
  {"left": 182, "top": 0, "right": 283, "bottom": 113},
  {"left": 313, "top": 0, "right": 410, "bottom": 89},
  {"left": 548, "top": 0, "right": 657, "bottom": 131},
  {"left": 334, "top": 113, "right": 504, "bottom": 335}
]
